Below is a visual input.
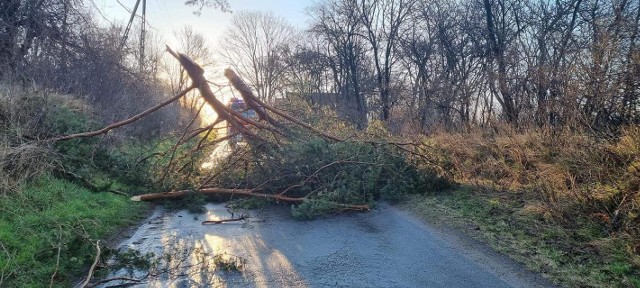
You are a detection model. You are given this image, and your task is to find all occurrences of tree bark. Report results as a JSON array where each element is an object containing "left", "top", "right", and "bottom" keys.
[
  {"left": 48, "top": 85, "right": 195, "bottom": 142},
  {"left": 130, "top": 188, "right": 370, "bottom": 211}
]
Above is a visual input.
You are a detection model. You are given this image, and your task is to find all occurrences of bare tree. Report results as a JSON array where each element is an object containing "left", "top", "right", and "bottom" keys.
[
  {"left": 0, "top": 0, "right": 83, "bottom": 78},
  {"left": 184, "top": 0, "right": 231, "bottom": 14},
  {"left": 480, "top": 0, "right": 528, "bottom": 124},
  {"left": 282, "top": 38, "right": 336, "bottom": 96},
  {"left": 156, "top": 26, "right": 216, "bottom": 127},
  {"left": 164, "top": 26, "right": 215, "bottom": 96},
  {"left": 357, "top": 0, "right": 415, "bottom": 122},
  {"left": 300, "top": 0, "right": 640, "bottom": 130},
  {"left": 218, "top": 11, "right": 297, "bottom": 103},
  {"left": 309, "top": 0, "right": 372, "bottom": 127}
]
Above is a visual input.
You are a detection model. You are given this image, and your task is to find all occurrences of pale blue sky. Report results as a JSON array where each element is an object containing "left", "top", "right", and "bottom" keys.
[
  {"left": 93, "top": 0, "right": 313, "bottom": 47},
  {"left": 90, "top": 1, "right": 314, "bottom": 120}
]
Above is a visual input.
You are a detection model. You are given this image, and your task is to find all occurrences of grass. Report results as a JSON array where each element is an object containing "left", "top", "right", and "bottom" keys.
[
  {"left": 0, "top": 175, "right": 148, "bottom": 287},
  {"left": 401, "top": 186, "right": 640, "bottom": 288},
  {"left": 0, "top": 85, "right": 198, "bottom": 286},
  {"left": 397, "top": 126, "right": 640, "bottom": 287}
]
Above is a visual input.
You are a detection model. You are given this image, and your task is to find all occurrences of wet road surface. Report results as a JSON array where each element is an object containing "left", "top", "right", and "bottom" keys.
[{"left": 101, "top": 203, "right": 555, "bottom": 288}]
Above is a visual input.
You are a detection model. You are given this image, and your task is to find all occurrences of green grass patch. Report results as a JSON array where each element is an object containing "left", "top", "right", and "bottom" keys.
[
  {"left": 401, "top": 187, "right": 640, "bottom": 288},
  {"left": 0, "top": 175, "right": 148, "bottom": 287}
]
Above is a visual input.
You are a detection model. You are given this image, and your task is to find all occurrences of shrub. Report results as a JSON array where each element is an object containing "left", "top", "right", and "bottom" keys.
[
  {"left": 0, "top": 86, "right": 87, "bottom": 195},
  {"left": 429, "top": 126, "right": 640, "bottom": 239}
]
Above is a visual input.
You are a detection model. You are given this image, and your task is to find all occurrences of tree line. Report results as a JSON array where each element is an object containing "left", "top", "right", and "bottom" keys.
[
  {"left": 0, "top": 0, "right": 216, "bottom": 137},
  {"left": 221, "top": 0, "right": 640, "bottom": 133},
  {"left": 2, "top": 0, "right": 638, "bottom": 134}
]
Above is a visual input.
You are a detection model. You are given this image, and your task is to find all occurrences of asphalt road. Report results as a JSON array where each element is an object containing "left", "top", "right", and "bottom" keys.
[{"left": 100, "top": 203, "right": 556, "bottom": 287}]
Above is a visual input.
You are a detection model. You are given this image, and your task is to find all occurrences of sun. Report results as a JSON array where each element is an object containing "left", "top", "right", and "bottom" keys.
[{"left": 200, "top": 101, "right": 218, "bottom": 126}]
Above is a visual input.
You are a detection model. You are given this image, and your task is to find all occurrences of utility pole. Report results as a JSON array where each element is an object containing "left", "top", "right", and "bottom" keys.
[
  {"left": 139, "top": 0, "right": 146, "bottom": 72},
  {"left": 121, "top": 0, "right": 147, "bottom": 73}
]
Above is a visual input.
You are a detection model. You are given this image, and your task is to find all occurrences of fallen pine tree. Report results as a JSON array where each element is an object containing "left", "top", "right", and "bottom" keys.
[
  {"left": 131, "top": 188, "right": 370, "bottom": 211},
  {"left": 41, "top": 46, "right": 451, "bottom": 219}
]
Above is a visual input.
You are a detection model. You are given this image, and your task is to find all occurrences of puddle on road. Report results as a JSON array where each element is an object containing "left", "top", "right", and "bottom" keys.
[
  {"left": 97, "top": 203, "right": 307, "bottom": 288},
  {"left": 93, "top": 202, "right": 544, "bottom": 288}
]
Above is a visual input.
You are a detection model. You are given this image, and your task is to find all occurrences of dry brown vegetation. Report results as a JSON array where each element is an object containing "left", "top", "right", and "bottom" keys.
[
  {"left": 429, "top": 126, "right": 639, "bottom": 239},
  {"left": 0, "top": 85, "right": 80, "bottom": 194},
  {"left": 408, "top": 126, "right": 640, "bottom": 286}
]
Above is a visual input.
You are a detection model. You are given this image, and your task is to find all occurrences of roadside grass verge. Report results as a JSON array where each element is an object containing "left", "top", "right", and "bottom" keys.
[
  {"left": 1, "top": 85, "right": 154, "bottom": 287},
  {"left": 402, "top": 126, "right": 640, "bottom": 288},
  {"left": 402, "top": 189, "right": 640, "bottom": 287},
  {"left": 0, "top": 175, "right": 148, "bottom": 287}
]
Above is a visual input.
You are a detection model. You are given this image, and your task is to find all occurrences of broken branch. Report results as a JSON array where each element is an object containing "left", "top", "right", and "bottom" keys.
[
  {"left": 49, "top": 86, "right": 195, "bottom": 142},
  {"left": 202, "top": 214, "right": 247, "bottom": 225},
  {"left": 166, "top": 46, "right": 281, "bottom": 141},
  {"left": 131, "top": 188, "right": 304, "bottom": 203},
  {"left": 130, "top": 188, "right": 369, "bottom": 211},
  {"left": 78, "top": 240, "right": 101, "bottom": 288},
  {"left": 224, "top": 69, "right": 343, "bottom": 142}
]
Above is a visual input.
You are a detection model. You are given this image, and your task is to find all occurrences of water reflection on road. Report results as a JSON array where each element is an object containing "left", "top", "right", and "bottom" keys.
[{"left": 99, "top": 202, "right": 554, "bottom": 288}]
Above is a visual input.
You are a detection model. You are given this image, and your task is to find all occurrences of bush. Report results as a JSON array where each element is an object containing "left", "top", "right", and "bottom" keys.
[
  {"left": 0, "top": 86, "right": 86, "bottom": 195},
  {"left": 430, "top": 126, "right": 640, "bottom": 236}
]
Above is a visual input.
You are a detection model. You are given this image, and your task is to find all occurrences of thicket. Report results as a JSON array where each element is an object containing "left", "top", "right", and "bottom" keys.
[
  {"left": 430, "top": 127, "right": 639, "bottom": 240},
  {"left": 0, "top": 85, "right": 158, "bottom": 196},
  {"left": 418, "top": 126, "right": 640, "bottom": 287},
  {"left": 209, "top": 136, "right": 449, "bottom": 219},
  {"left": 0, "top": 85, "right": 152, "bottom": 287}
]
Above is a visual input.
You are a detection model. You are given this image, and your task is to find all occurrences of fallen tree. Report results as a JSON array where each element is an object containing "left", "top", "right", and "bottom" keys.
[
  {"left": 41, "top": 46, "right": 449, "bottom": 218},
  {"left": 131, "top": 188, "right": 305, "bottom": 203},
  {"left": 131, "top": 188, "right": 370, "bottom": 211}
]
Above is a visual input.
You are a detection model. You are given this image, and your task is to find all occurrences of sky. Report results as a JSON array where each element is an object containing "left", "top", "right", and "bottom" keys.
[
  {"left": 90, "top": 1, "right": 315, "bottom": 123},
  {"left": 92, "top": 0, "right": 313, "bottom": 48}
]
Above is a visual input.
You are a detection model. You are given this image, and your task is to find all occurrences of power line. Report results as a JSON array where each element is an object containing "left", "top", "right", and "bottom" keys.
[{"left": 88, "top": 0, "right": 115, "bottom": 25}]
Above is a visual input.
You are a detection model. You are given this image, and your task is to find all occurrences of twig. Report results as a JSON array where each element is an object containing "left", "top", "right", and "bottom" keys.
[
  {"left": 158, "top": 101, "right": 207, "bottom": 185},
  {"left": 87, "top": 275, "right": 146, "bottom": 287},
  {"left": 48, "top": 86, "right": 195, "bottom": 142},
  {"left": 202, "top": 214, "right": 247, "bottom": 225},
  {"left": 197, "top": 142, "right": 258, "bottom": 188},
  {"left": 78, "top": 240, "right": 101, "bottom": 288},
  {"left": 224, "top": 68, "right": 343, "bottom": 141},
  {"left": 179, "top": 123, "right": 228, "bottom": 146},
  {"left": 49, "top": 224, "right": 63, "bottom": 288}
]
